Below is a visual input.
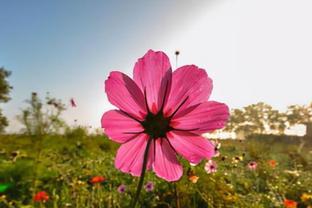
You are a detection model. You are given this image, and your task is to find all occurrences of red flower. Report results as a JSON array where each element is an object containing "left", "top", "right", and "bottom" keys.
[
  {"left": 90, "top": 176, "right": 105, "bottom": 184},
  {"left": 283, "top": 199, "right": 297, "bottom": 208},
  {"left": 33, "top": 191, "right": 49, "bottom": 203}
]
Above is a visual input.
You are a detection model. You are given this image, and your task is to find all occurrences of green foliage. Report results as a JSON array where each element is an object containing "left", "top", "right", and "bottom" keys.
[
  {"left": 0, "top": 109, "right": 9, "bottom": 133},
  {"left": 0, "top": 68, "right": 12, "bottom": 103},
  {"left": 0, "top": 67, "right": 12, "bottom": 133},
  {"left": 286, "top": 103, "right": 312, "bottom": 125},
  {"left": 17, "top": 93, "right": 67, "bottom": 135},
  {"left": 0, "top": 135, "right": 311, "bottom": 207},
  {"left": 65, "top": 126, "right": 88, "bottom": 140}
]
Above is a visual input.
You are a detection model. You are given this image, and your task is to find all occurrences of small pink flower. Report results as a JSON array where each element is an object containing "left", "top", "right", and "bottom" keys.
[
  {"left": 205, "top": 160, "right": 217, "bottom": 174},
  {"left": 144, "top": 181, "right": 154, "bottom": 192},
  {"left": 101, "top": 50, "right": 229, "bottom": 181},
  {"left": 117, "top": 184, "right": 126, "bottom": 193},
  {"left": 247, "top": 161, "right": 257, "bottom": 170}
]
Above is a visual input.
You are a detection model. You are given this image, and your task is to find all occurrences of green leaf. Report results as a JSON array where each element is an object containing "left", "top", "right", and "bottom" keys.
[{"left": 0, "top": 183, "right": 11, "bottom": 193}]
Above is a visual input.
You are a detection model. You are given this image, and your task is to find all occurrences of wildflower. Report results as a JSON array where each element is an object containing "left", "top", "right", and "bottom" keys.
[
  {"left": 188, "top": 175, "right": 199, "bottom": 183},
  {"left": 145, "top": 181, "right": 154, "bottom": 192},
  {"left": 283, "top": 199, "right": 297, "bottom": 208},
  {"left": 90, "top": 176, "right": 105, "bottom": 184},
  {"left": 101, "top": 50, "right": 229, "bottom": 181},
  {"left": 232, "top": 156, "right": 243, "bottom": 163},
  {"left": 247, "top": 161, "right": 257, "bottom": 170},
  {"left": 268, "top": 160, "right": 277, "bottom": 168},
  {"left": 117, "top": 184, "right": 126, "bottom": 193},
  {"left": 301, "top": 193, "right": 312, "bottom": 202},
  {"left": 70, "top": 98, "right": 77, "bottom": 107},
  {"left": 205, "top": 160, "right": 217, "bottom": 174},
  {"left": 33, "top": 191, "right": 49, "bottom": 203},
  {"left": 187, "top": 168, "right": 199, "bottom": 183}
]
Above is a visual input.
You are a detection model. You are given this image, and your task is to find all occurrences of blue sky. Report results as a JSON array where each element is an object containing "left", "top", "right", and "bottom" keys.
[{"left": 1, "top": 0, "right": 312, "bottom": 132}]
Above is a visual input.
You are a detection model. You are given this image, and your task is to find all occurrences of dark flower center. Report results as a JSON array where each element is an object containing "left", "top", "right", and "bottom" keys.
[{"left": 142, "top": 112, "right": 171, "bottom": 138}]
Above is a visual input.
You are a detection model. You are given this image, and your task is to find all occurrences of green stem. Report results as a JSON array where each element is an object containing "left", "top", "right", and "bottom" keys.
[
  {"left": 174, "top": 183, "right": 180, "bottom": 208},
  {"left": 130, "top": 137, "right": 153, "bottom": 208}
]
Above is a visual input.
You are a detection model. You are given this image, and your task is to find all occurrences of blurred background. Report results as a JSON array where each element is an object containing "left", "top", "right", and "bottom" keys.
[{"left": 1, "top": 0, "right": 311, "bottom": 135}]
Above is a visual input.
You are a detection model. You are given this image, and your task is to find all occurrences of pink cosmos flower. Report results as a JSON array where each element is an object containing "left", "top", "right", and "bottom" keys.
[
  {"left": 101, "top": 50, "right": 229, "bottom": 181},
  {"left": 204, "top": 160, "right": 217, "bottom": 174},
  {"left": 247, "top": 161, "right": 257, "bottom": 170},
  {"left": 144, "top": 181, "right": 154, "bottom": 192},
  {"left": 117, "top": 184, "right": 126, "bottom": 193}
]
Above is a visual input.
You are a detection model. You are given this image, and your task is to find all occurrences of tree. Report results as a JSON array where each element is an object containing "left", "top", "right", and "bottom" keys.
[
  {"left": 286, "top": 104, "right": 312, "bottom": 125},
  {"left": 225, "top": 102, "right": 288, "bottom": 136},
  {"left": 0, "top": 67, "right": 12, "bottom": 133},
  {"left": 267, "top": 110, "right": 287, "bottom": 134},
  {"left": 17, "top": 92, "right": 67, "bottom": 135},
  {"left": 286, "top": 103, "right": 312, "bottom": 138}
]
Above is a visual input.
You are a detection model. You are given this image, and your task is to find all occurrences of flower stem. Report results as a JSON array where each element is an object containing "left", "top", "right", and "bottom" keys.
[
  {"left": 131, "top": 137, "right": 153, "bottom": 208},
  {"left": 174, "top": 183, "right": 181, "bottom": 208}
]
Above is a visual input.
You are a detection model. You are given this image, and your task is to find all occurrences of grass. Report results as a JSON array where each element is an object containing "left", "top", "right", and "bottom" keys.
[{"left": 0, "top": 134, "right": 311, "bottom": 207}]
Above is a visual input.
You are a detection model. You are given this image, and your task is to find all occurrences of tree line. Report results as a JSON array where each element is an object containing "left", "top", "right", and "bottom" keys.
[{"left": 225, "top": 102, "right": 312, "bottom": 136}]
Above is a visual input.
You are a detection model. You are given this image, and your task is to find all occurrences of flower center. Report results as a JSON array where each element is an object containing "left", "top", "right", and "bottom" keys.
[{"left": 142, "top": 112, "right": 171, "bottom": 138}]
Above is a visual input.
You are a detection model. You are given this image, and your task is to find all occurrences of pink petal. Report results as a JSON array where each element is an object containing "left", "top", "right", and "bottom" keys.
[
  {"left": 115, "top": 134, "right": 154, "bottom": 176},
  {"left": 105, "top": 71, "right": 147, "bottom": 120},
  {"left": 171, "top": 101, "right": 229, "bottom": 134},
  {"left": 164, "top": 65, "right": 212, "bottom": 116},
  {"left": 167, "top": 131, "right": 215, "bottom": 164},
  {"left": 101, "top": 110, "right": 144, "bottom": 143},
  {"left": 153, "top": 138, "right": 183, "bottom": 181},
  {"left": 133, "top": 50, "right": 172, "bottom": 114}
]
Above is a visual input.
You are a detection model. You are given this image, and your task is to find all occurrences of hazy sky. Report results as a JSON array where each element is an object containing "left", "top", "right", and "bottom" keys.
[{"left": 1, "top": 0, "right": 312, "bottom": 132}]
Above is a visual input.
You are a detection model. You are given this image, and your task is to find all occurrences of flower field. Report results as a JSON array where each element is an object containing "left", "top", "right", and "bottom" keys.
[{"left": 0, "top": 134, "right": 311, "bottom": 207}]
